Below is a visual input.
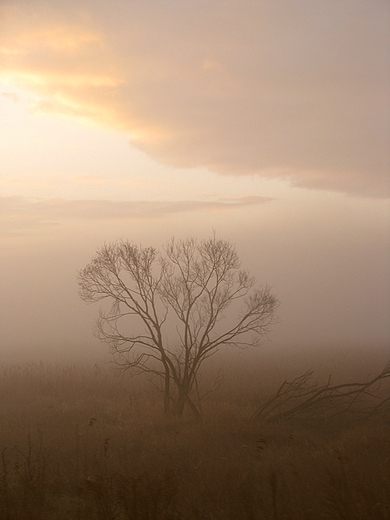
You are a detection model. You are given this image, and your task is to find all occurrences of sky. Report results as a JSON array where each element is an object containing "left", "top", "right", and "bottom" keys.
[{"left": 0, "top": 0, "right": 389, "bottom": 366}]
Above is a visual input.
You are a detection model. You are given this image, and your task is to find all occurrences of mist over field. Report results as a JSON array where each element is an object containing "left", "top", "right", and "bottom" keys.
[
  {"left": 1, "top": 206, "right": 389, "bottom": 366},
  {"left": 0, "top": 1, "right": 389, "bottom": 516}
]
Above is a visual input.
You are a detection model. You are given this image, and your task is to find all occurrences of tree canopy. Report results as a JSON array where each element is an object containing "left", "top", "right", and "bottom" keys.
[{"left": 78, "top": 235, "right": 278, "bottom": 417}]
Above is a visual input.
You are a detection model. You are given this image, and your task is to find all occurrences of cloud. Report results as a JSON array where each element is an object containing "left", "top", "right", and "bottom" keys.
[
  {"left": 0, "top": 195, "right": 272, "bottom": 236},
  {"left": 1, "top": 90, "right": 19, "bottom": 102},
  {"left": 1, "top": 0, "right": 389, "bottom": 197},
  {"left": 69, "top": 175, "right": 145, "bottom": 188}
]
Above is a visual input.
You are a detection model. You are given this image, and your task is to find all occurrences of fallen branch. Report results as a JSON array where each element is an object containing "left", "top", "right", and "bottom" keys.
[{"left": 251, "top": 361, "right": 390, "bottom": 424}]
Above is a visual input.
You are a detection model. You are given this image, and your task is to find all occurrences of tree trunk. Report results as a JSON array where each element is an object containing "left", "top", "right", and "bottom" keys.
[
  {"left": 174, "top": 386, "right": 202, "bottom": 421},
  {"left": 175, "top": 391, "right": 187, "bottom": 417},
  {"left": 186, "top": 397, "right": 202, "bottom": 422}
]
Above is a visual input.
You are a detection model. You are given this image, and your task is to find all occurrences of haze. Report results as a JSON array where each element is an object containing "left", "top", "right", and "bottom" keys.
[{"left": 1, "top": 0, "right": 389, "bottom": 366}]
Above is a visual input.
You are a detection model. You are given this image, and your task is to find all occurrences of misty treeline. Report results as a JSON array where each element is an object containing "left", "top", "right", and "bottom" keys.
[{"left": 78, "top": 235, "right": 279, "bottom": 418}]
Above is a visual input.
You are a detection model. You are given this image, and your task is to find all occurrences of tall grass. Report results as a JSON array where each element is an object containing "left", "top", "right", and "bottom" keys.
[{"left": 0, "top": 359, "right": 389, "bottom": 519}]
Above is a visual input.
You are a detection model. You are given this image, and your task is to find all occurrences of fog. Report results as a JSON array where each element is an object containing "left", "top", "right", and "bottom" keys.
[
  {"left": 1, "top": 3, "right": 390, "bottom": 516},
  {"left": 1, "top": 0, "right": 389, "bottom": 369},
  {"left": 1, "top": 189, "right": 389, "bottom": 366}
]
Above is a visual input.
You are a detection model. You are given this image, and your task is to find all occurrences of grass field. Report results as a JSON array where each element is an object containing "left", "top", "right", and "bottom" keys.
[{"left": 0, "top": 352, "right": 389, "bottom": 519}]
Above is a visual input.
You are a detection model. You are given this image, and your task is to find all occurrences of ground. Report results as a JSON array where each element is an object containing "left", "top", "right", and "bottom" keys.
[{"left": 0, "top": 358, "right": 389, "bottom": 519}]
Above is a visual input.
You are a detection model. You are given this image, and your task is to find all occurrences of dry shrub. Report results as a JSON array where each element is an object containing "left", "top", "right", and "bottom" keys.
[{"left": 0, "top": 360, "right": 389, "bottom": 519}]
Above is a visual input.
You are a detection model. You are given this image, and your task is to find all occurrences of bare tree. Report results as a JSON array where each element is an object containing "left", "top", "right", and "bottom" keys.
[{"left": 78, "top": 235, "right": 278, "bottom": 418}]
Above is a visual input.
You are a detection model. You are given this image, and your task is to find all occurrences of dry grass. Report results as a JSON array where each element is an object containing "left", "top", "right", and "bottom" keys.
[{"left": 0, "top": 358, "right": 389, "bottom": 519}]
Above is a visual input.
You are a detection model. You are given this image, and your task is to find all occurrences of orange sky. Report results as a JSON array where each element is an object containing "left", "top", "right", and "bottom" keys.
[{"left": 0, "top": 0, "right": 389, "bottom": 363}]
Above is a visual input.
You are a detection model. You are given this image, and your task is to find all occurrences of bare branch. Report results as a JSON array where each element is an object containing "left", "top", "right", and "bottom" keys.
[
  {"left": 251, "top": 362, "right": 390, "bottom": 424},
  {"left": 78, "top": 235, "right": 278, "bottom": 418}
]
